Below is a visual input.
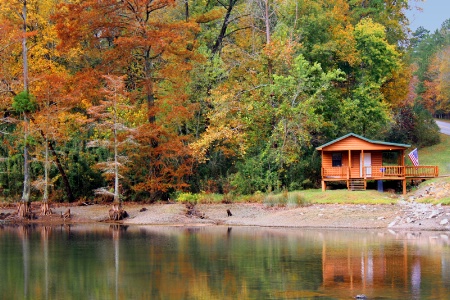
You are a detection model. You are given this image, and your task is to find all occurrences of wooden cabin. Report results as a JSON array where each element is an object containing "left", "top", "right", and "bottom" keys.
[{"left": 316, "top": 133, "right": 439, "bottom": 194}]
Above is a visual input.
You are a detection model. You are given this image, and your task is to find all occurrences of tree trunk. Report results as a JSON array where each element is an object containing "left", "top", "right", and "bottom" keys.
[
  {"left": 184, "top": 0, "right": 189, "bottom": 22},
  {"left": 22, "top": 1, "right": 29, "bottom": 91},
  {"left": 20, "top": 0, "right": 31, "bottom": 208},
  {"left": 113, "top": 83, "right": 120, "bottom": 203},
  {"left": 264, "top": 0, "right": 273, "bottom": 84},
  {"left": 40, "top": 130, "right": 75, "bottom": 202},
  {"left": 212, "top": 0, "right": 236, "bottom": 55},
  {"left": 43, "top": 136, "right": 49, "bottom": 202},
  {"left": 144, "top": 50, "right": 156, "bottom": 124},
  {"left": 109, "top": 203, "right": 128, "bottom": 221},
  {"left": 21, "top": 113, "right": 31, "bottom": 204},
  {"left": 40, "top": 202, "right": 52, "bottom": 216}
]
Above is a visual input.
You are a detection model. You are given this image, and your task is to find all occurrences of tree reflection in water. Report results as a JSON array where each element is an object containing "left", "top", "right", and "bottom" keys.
[{"left": 0, "top": 225, "right": 449, "bottom": 299}]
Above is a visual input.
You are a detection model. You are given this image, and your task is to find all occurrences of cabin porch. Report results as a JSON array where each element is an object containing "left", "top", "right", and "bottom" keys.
[
  {"left": 321, "top": 165, "right": 439, "bottom": 192},
  {"left": 322, "top": 165, "right": 439, "bottom": 180}
]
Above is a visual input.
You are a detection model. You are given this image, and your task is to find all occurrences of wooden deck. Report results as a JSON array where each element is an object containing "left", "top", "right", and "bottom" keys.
[{"left": 322, "top": 165, "right": 439, "bottom": 180}]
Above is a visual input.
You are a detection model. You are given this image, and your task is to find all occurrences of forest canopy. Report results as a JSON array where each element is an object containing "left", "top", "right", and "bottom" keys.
[{"left": 0, "top": 0, "right": 447, "bottom": 202}]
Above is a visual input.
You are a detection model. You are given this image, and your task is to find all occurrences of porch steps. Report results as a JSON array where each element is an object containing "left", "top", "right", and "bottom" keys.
[{"left": 349, "top": 179, "right": 365, "bottom": 191}]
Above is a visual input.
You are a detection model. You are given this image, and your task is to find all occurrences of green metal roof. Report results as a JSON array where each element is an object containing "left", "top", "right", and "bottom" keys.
[{"left": 316, "top": 133, "right": 411, "bottom": 150}]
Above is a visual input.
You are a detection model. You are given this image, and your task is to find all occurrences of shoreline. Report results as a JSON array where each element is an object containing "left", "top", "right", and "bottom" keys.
[{"left": 2, "top": 201, "right": 450, "bottom": 231}]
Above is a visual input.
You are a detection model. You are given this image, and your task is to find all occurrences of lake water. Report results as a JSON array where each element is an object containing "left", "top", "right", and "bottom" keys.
[{"left": 0, "top": 225, "right": 449, "bottom": 300}]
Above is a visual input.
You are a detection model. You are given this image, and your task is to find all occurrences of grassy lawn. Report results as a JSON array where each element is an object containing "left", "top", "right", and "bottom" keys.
[
  {"left": 300, "top": 189, "right": 396, "bottom": 204},
  {"left": 419, "top": 133, "right": 450, "bottom": 175},
  {"left": 176, "top": 189, "right": 397, "bottom": 206}
]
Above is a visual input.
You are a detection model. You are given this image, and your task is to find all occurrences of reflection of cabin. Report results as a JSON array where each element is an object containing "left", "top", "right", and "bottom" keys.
[
  {"left": 321, "top": 239, "right": 435, "bottom": 298},
  {"left": 316, "top": 133, "right": 439, "bottom": 194}
]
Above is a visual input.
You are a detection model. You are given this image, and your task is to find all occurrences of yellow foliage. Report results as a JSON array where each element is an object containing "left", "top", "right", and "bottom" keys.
[
  {"left": 194, "top": 8, "right": 225, "bottom": 23},
  {"left": 381, "top": 64, "right": 412, "bottom": 108}
]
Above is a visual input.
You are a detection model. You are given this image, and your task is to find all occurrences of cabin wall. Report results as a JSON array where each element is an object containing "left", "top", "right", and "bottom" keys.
[
  {"left": 372, "top": 152, "right": 382, "bottom": 167},
  {"left": 323, "top": 151, "right": 385, "bottom": 178},
  {"left": 322, "top": 152, "right": 349, "bottom": 168}
]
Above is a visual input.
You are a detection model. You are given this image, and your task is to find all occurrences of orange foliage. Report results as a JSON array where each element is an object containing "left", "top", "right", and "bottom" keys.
[
  {"left": 53, "top": 0, "right": 200, "bottom": 197},
  {"left": 130, "top": 123, "right": 193, "bottom": 200},
  {"left": 418, "top": 46, "right": 450, "bottom": 114}
]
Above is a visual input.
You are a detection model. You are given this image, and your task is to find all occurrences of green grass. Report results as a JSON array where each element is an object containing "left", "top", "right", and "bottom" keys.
[
  {"left": 419, "top": 134, "right": 450, "bottom": 175},
  {"left": 175, "top": 189, "right": 396, "bottom": 206},
  {"left": 300, "top": 189, "right": 396, "bottom": 204}
]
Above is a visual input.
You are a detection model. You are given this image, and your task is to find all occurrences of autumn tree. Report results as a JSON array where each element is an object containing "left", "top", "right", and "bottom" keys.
[
  {"left": 336, "top": 18, "right": 400, "bottom": 138},
  {"left": 54, "top": 0, "right": 200, "bottom": 200},
  {"left": 0, "top": 0, "right": 35, "bottom": 217},
  {"left": 31, "top": 72, "right": 79, "bottom": 211},
  {"left": 87, "top": 75, "right": 132, "bottom": 219}
]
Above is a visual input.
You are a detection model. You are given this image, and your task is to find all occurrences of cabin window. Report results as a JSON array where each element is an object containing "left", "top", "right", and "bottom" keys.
[{"left": 332, "top": 153, "right": 342, "bottom": 167}]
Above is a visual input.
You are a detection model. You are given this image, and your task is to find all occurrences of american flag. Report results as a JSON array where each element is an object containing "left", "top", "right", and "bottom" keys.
[{"left": 408, "top": 148, "right": 419, "bottom": 166}]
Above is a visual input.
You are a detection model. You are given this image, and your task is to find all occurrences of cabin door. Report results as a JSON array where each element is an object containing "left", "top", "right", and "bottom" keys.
[{"left": 360, "top": 153, "right": 372, "bottom": 177}]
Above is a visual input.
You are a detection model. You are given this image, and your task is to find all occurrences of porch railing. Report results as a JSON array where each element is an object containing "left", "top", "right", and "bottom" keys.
[
  {"left": 322, "top": 166, "right": 349, "bottom": 179},
  {"left": 376, "top": 166, "right": 404, "bottom": 177},
  {"left": 405, "top": 166, "right": 439, "bottom": 178},
  {"left": 322, "top": 165, "right": 439, "bottom": 179}
]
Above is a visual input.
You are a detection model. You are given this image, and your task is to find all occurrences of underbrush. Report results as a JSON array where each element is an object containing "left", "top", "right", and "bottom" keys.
[
  {"left": 173, "top": 188, "right": 398, "bottom": 206},
  {"left": 174, "top": 190, "right": 310, "bottom": 207},
  {"left": 263, "top": 191, "right": 310, "bottom": 207}
]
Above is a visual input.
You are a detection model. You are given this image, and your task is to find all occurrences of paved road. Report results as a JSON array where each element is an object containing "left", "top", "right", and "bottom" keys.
[{"left": 436, "top": 120, "right": 450, "bottom": 135}]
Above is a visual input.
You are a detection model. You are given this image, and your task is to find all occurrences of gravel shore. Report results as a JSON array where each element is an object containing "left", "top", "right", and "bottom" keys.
[{"left": 2, "top": 200, "right": 450, "bottom": 231}]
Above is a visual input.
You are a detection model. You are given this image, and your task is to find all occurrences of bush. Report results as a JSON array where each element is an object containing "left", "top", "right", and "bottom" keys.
[
  {"left": 263, "top": 194, "right": 278, "bottom": 207},
  {"left": 13, "top": 91, "right": 37, "bottom": 113},
  {"left": 237, "top": 191, "right": 265, "bottom": 203},
  {"left": 287, "top": 191, "right": 310, "bottom": 207},
  {"left": 264, "top": 191, "right": 288, "bottom": 207},
  {"left": 175, "top": 192, "right": 199, "bottom": 204}
]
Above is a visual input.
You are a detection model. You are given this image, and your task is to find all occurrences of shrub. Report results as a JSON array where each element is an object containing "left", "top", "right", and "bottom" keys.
[
  {"left": 264, "top": 192, "right": 288, "bottom": 207},
  {"left": 13, "top": 91, "right": 37, "bottom": 113},
  {"left": 263, "top": 194, "right": 277, "bottom": 207},
  {"left": 176, "top": 192, "right": 199, "bottom": 204},
  {"left": 288, "top": 191, "right": 310, "bottom": 207}
]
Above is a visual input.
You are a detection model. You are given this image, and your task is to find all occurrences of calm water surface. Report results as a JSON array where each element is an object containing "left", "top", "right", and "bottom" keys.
[{"left": 0, "top": 224, "right": 449, "bottom": 299}]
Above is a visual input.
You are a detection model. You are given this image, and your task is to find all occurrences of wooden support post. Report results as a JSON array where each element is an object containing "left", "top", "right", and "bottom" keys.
[
  {"left": 348, "top": 150, "right": 351, "bottom": 179},
  {"left": 348, "top": 150, "right": 351, "bottom": 168},
  {"left": 361, "top": 149, "right": 364, "bottom": 178},
  {"left": 322, "top": 181, "right": 326, "bottom": 191},
  {"left": 402, "top": 179, "right": 406, "bottom": 195}
]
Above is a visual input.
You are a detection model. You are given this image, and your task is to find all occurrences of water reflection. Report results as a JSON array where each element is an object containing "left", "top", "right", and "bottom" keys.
[{"left": 0, "top": 225, "right": 449, "bottom": 299}]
